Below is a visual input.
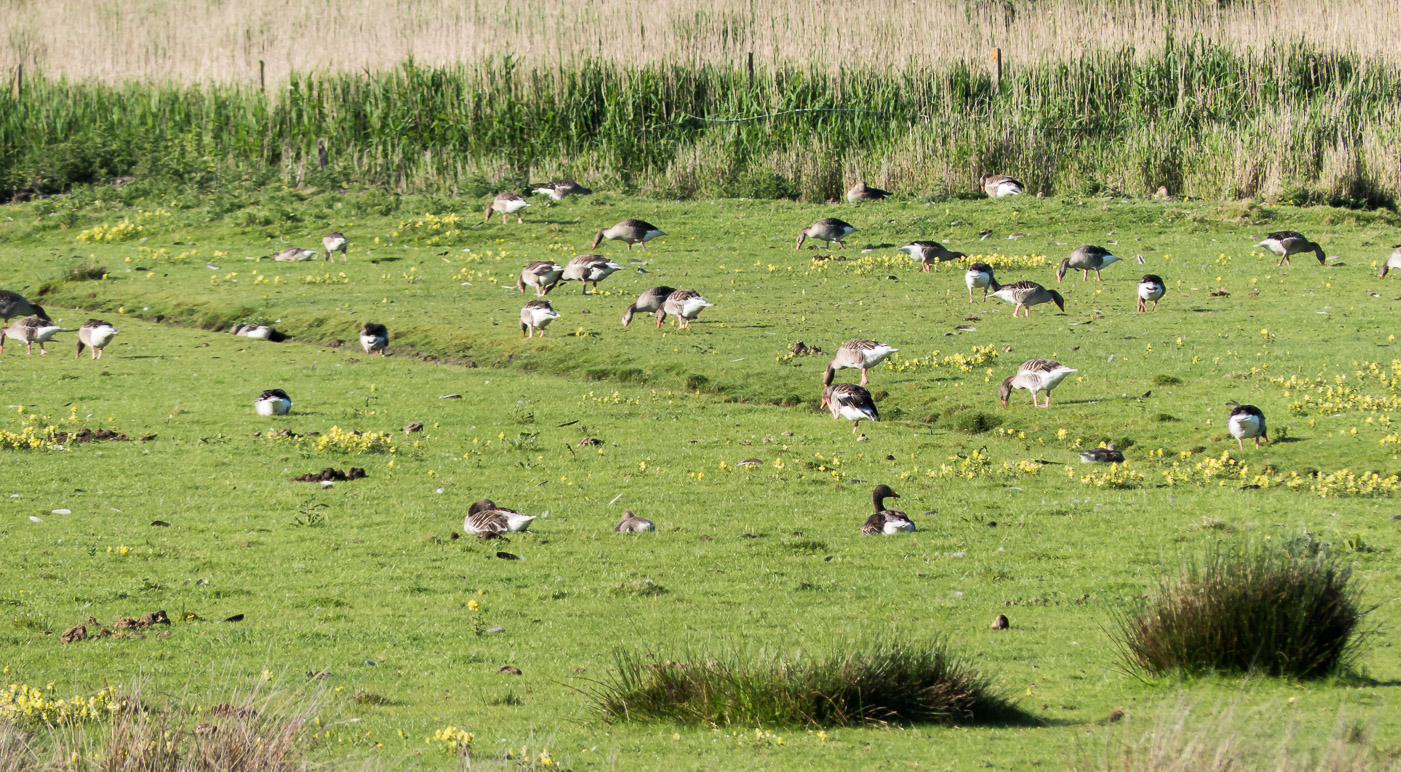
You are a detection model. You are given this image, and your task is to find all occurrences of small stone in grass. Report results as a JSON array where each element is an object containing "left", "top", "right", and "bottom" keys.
[
  {"left": 485, "top": 626, "right": 505, "bottom": 634},
  {"left": 990, "top": 614, "right": 1010, "bottom": 630},
  {"left": 403, "top": 422, "right": 423, "bottom": 434},
  {"left": 52, "top": 509, "right": 72, "bottom": 515},
  {"left": 1106, "top": 708, "right": 1125, "bottom": 723},
  {"left": 61, "top": 625, "right": 87, "bottom": 643}
]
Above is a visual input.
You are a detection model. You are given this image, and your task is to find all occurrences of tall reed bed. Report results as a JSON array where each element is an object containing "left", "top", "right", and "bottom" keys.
[{"left": 2, "top": 42, "right": 1398, "bottom": 204}]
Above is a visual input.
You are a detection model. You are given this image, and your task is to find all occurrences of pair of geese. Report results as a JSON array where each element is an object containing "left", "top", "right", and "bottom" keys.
[
  {"left": 484, "top": 180, "right": 595, "bottom": 224},
  {"left": 0, "top": 291, "right": 118, "bottom": 357},
  {"left": 462, "top": 498, "right": 654, "bottom": 535},
  {"left": 268, "top": 232, "right": 347, "bottom": 262},
  {"left": 844, "top": 175, "right": 1024, "bottom": 203},
  {"left": 521, "top": 285, "right": 713, "bottom": 337}
]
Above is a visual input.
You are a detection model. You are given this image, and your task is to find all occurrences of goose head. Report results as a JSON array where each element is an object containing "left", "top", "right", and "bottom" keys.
[{"left": 871, "top": 484, "right": 900, "bottom": 512}]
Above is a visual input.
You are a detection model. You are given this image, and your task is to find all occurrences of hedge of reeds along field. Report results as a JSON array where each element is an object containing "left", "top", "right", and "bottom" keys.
[
  {"left": 1114, "top": 542, "right": 1370, "bottom": 679},
  {"left": 589, "top": 641, "right": 1030, "bottom": 728}
]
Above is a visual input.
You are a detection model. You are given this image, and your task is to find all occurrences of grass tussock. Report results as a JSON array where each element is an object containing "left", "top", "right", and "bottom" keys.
[
  {"left": 35, "top": 261, "right": 107, "bottom": 296},
  {"left": 590, "top": 641, "right": 1030, "bottom": 728},
  {"left": 1114, "top": 543, "right": 1370, "bottom": 679}
]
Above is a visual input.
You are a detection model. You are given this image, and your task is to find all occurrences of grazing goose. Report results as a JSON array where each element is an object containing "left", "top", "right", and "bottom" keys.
[
  {"left": 360, "top": 323, "right": 389, "bottom": 356},
  {"left": 1379, "top": 247, "right": 1401, "bottom": 279},
  {"left": 464, "top": 499, "right": 537, "bottom": 535},
  {"left": 1227, "top": 403, "right": 1267, "bottom": 449},
  {"left": 1137, "top": 274, "right": 1166, "bottom": 312},
  {"left": 980, "top": 174, "right": 1024, "bottom": 198},
  {"left": 622, "top": 286, "right": 677, "bottom": 327},
  {"left": 1080, "top": 444, "right": 1125, "bottom": 463},
  {"left": 999, "top": 359, "right": 1077, "bottom": 408},
  {"left": 561, "top": 254, "right": 625, "bottom": 294},
  {"left": 823, "top": 339, "right": 898, "bottom": 386},
  {"left": 614, "top": 510, "right": 656, "bottom": 533},
  {"left": 322, "top": 232, "right": 348, "bottom": 262},
  {"left": 1057, "top": 245, "right": 1121, "bottom": 282},
  {"left": 965, "top": 262, "right": 997, "bottom": 302},
  {"left": 989, "top": 280, "right": 1065, "bottom": 317},
  {"left": 659, "top": 290, "right": 713, "bottom": 330},
  {"left": 254, "top": 388, "right": 292, "bottom": 416},
  {"left": 0, "top": 290, "right": 45, "bottom": 326},
  {"left": 76, "top": 319, "right": 118, "bottom": 359},
  {"left": 820, "top": 383, "right": 879, "bottom": 434},
  {"left": 484, "top": 192, "right": 530, "bottom": 224},
  {"left": 861, "top": 484, "right": 916, "bottom": 535},
  {"left": 520, "top": 300, "right": 561, "bottom": 338},
  {"left": 591, "top": 220, "right": 665, "bottom": 251},
  {"left": 846, "top": 182, "right": 891, "bottom": 203},
  {"left": 270, "top": 247, "right": 317, "bottom": 262},
  {"left": 2, "top": 316, "right": 61, "bottom": 355},
  {"left": 517, "top": 261, "right": 565, "bottom": 297},
  {"left": 1255, "top": 231, "right": 1325, "bottom": 267},
  {"left": 531, "top": 179, "right": 592, "bottom": 200},
  {"left": 898, "top": 241, "right": 966, "bottom": 272},
  {"left": 231, "top": 323, "right": 275, "bottom": 340},
  {"left": 796, "top": 218, "right": 857, "bottom": 250}
]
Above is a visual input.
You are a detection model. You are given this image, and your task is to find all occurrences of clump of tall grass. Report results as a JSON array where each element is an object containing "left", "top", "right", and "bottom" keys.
[
  {"left": 1113, "top": 542, "right": 1370, "bottom": 678},
  {"left": 589, "top": 641, "right": 1030, "bottom": 727},
  {"left": 36, "top": 261, "right": 106, "bottom": 296}
]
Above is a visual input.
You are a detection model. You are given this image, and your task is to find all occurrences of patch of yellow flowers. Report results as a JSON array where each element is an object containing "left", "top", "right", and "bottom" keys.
[
  {"left": 0, "top": 683, "right": 122, "bottom": 727},
  {"left": 427, "top": 725, "right": 473, "bottom": 755},
  {"left": 315, "top": 426, "right": 395, "bottom": 454},
  {"left": 75, "top": 209, "right": 171, "bottom": 242},
  {"left": 395, "top": 212, "right": 465, "bottom": 246},
  {"left": 886, "top": 344, "right": 999, "bottom": 374},
  {"left": 1157, "top": 451, "right": 1401, "bottom": 498},
  {"left": 1, "top": 412, "right": 66, "bottom": 451},
  {"left": 1074, "top": 462, "right": 1147, "bottom": 489}
]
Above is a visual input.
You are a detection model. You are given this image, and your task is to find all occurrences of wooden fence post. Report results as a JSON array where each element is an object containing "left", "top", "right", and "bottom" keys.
[
  {"left": 259, "top": 60, "right": 266, "bottom": 92},
  {"left": 992, "top": 47, "right": 1002, "bottom": 90},
  {"left": 317, "top": 138, "right": 328, "bottom": 170},
  {"left": 747, "top": 51, "right": 754, "bottom": 87},
  {"left": 12, "top": 64, "right": 22, "bottom": 99}
]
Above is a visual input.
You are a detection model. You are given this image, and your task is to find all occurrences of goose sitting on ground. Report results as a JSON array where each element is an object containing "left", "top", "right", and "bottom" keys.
[
  {"left": 1137, "top": 274, "right": 1166, "bottom": 312},
  {"left": 861, "top": 484, "right": 916, "bottom": 534},
  {"left": 1227, "top": 403, "right": 1267, "bottom": 449},
  {"left": 820, "top": 383, "right": 879, "bottom": 434},
  {"left": 989, "top": 281, "right": 1065, "bottom": 317},
  {"left": 531, "top": 179, "right": 592, "bottom": 200},
  {"left": 614, "top": 510, "right": 655, "bottom": 532},
  {"left": 898, "top": 241, "right": 966, "bottom": 272},
  {"left": 360, "top": 323, "right": 388, "bottom": 356},
  {"left": 2, "top": 316, "right": 61, "bottom": 355},
  {"left": 823, "top": 339, "right": 898, "bottom": 386},
  {"left": 0, "top": 290, "right": 45, "bottom": 326},
  {"left": 520, "top": 300, "right": 561, "bottom": 338},
  {"left": 464, "top": 499, "right": 537, "bottom": 535},
  {"left": 484, "top": 192, "right": 530, "bottom": 224},
  {"left": 254, "top": 388, "right": 292, "bottom": 416},
  {"left": 622, "top": 286, "right": 677, "bottom": 327},
  {"left": 1080, "top": 444, "right": 1125, "bottom": 463},
  {"left": 76, "top": 319, "right": 118, "bottom": 359},
  {"left": 231, "top": 323, "right": 275, "bottom": 340},
  {"left": 846, "top": 182, "right": 891, "bottom": 203},
  {"left": 796, "top": 218, "right": 857, "bottom": 250},
  {"left": 1057, "top": 245, "right": 1121, "bottom": 282},
  {"left": 980, "top": 174, "right": 1024, "bottom": 198},
  {"left": 270, "top": 247, "right": 317, "bottom": 262},
  {"left": 1379, "top": 247, "right": 1401, "bottom": 279},
  {"left": 561, "top": 254, "right": 625, "bottom": 294},
  {"left": 965, "top": 262, "right": 996, "bottom": 302},
  {"left": 592, "top": 220, "right": 665, "bottom": 251},
  {"left": 999, "top": 359, "right": 1077, "bottom": 408},
  {"left": 1255, "top": 231, "right": 1326, "bottom": 267},
  {"left": 659, "top": 290, "right": 713, "bottom": 330},
  {"left": 323, "top": 232, "right": 348, "bottom": 262},
  {"left": 517, "top": 261, "right": 564, "bottom": 297}
]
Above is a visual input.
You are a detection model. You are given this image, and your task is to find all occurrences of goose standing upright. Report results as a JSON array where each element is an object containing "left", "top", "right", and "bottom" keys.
[
  {"left": 517, "top": 261, "right": 565, "bottom": 297},
  {"left": 360, "top": 323, "right": 389, "bottom": 356},
  {"left": 846, "top": 183, "right": 891, "bottom": 203},
  {"left": 622, "top": 286, "right": 677, "bottom": 327},
  {"left": 980, "top": 174, "right": 1024, "bottom": 198},
  {"left": 485, "top": 192, "right": 530, "bottom": 224},
  {"left": 820, "top": 383, "right": 879, "bottom": 434},
  {"left": 1378, "top": 247, "right": 1401, "bottom": 279},
  {"left": 898, "top": 241, "right": 966, "bottom": 272},
  {"left": 464, "top": 500, "right": 537, "bottom": 535},
  {"left": 965, "top": 262, "right": 996, "bottom": 302},
  {"left": 614, "top": 510, "right": 656, "bottom": 532},
  {"left": 531, "top": 179, "right": 592, "bottom": 200},
  {"left": 2, "top": 316, "right": 61, "bottom": 355},
  {"left": 520, "top": 300, "right": 561, "bottom": 338},
  {"left": 1255, "top": 232, "right": 1326, "bottom": 267},
  {"left": 989, "top": 280, "right": 1065, "bottom": 317},
  {"left": 1137, "top": 274, "right": 1166, "bottom": 312},
  {"left": 659, "top": 290, "right": 713, "bottom": 330},
  {"left": 560, "top": 254, "right": 625, "bottom": 294},
  {"left": 254, "top": 389, "right": 292, "bottom": 416},
  {"left": 823, "top": 339, "right": 898, "bottom": 386},
  {"left": 1057, "top": 246, "right": 1121, "bottom": 282},
  {"left": 998, "top": 359, "right": 1077, "bottom": 408},
  {"left": 1227, "top": 403, "right": 1267, "bottom": 449},
  {"left": 796, "top": 218, "right": 857, "bottom": 250},
  {"left": 861, "top": 484, "right": 916, "bottom": 534},
  {"left": 0, "top": 290, "right": 45, "bottom": 326},
  {"left": 591, "top": 220, "right": 665, "bottom": 251},
  {"left": 76, "top": 319, "right": 118, "bottom": 359},
  {"left": 322, "top": 232, "right": 348, "bottom": 262}
]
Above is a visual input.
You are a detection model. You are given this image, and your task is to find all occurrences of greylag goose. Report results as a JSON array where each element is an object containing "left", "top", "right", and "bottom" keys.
[
  {"left": 999, "top": 359, "right": 1077, "bottom": 407},
  {"left": 464, "top": 499, "right": 537, "bottom": 535},
  {"left": 846, "top": 183, "right": 891, "bottom": 203},
  {"left": 254, "top": 388, "right": 292, "bottom": 416},
  {"left": 1379, "top": 247, "right": 1401, "bottom": 279},
  {"left": 520, "top": 300, "right": 561, "bottom": 338},
  {"left": 76, "top": 319, "right": 118, "bottom": 359},
  {"left": 861, "top": 484, "right": 916, "bottom": 534},
  {"left": 322, "top": 232, "right": 348, "bottom": 262},
  {"left": 592, "top": 220, "right": 665, "bottom": 251},
  {"left": 980, "top": 174, "right": 1024, "bottom": 198},
  {"left": 0, "top": 290, "right": 45, "bottom": 326},
  {"left": 823, "top": 339, "right": 898, "bottom": 386},
  {"left": 531, "top": 179, "right": 592, "bottom": 200},
  {"left": 484, "top": 192, "right": 529, "bottom": 224},
  {"left": 1227, "top": 403, "right": 1267, "bottom": 449},
  {"left": 989, "top": 280, "right": 1065, "bottom": 317},
  {"left": 820, "top": 383, "right": 879, "bottom": 433},
  {"left": 622, "top": 286, "right": 677, "bottom": 327},
  {"left": 270, "top": 247, "right": 317, "bottom": 262},
  {"left": 1057, "top": 245, "right": 1121, "bottom": 282},
  {"left": 898, "top": 241, "right": 966, "bottom": 272},
  {"left": 561, "top": 254, "right": 625, "bottom": 294},
  {"left": 1255, "top": 232, "right": 1325, "bottom": 267},
  {"left": 796, "top": 218, "right": 857, "bottom": 250},
  {"left": 231, "top": 323, "right": 275, "bottom": 340},
  {"left": 517, "top": 261, "right": 565, "bottom": 297},
  {"left": 360, "top": 323, "right": 388, "bottom": 356},
  {"left": 1080, "top": 444, "right": 1125, "bottom": 463},
  {"left": 659, "top": 290, "right": 713, "bottom": 330},
  {"left": 965, "top": 262, "right": 996, "bottom": 302},
  {"left": 614, "top": 510, "right": 655, "bottom": 532},
  {"left": 2, "top": 316, "right": 61, "bottom": 355},
  {"left": 1137, "top": 274, "right": 1165, "bottom": 312}
]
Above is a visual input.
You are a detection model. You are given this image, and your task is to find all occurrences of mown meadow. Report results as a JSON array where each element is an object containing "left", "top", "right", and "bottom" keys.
[{"left": 2, "top": 186, "right": 1401, "bottom": 768}]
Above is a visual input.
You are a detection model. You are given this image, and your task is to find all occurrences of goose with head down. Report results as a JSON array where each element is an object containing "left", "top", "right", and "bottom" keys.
[
  {"left": 1137, "top": 274, "right": 1166, "bottom": 312},
  {"left": 464, "top": 499, "right": 538, "bottom": 535},
  {"left": 823, "top": 339, "right": 898, "bottom": 387},
  {"left": 1255, "top": 231, "right": 1326, "bottom": 267},
  {"left": 531, "top": 179, "right": 592, "bottom": 200},
  {"left": 861, "top": 484, "right": 916, "bottom": 534},
  {"left": 1057, "top": 245, "right": 1120, "bottom": 282},
  {"left": 796, "top": 218, "right": 856, "bottom": 250},
  {"left": 999, "top": 359, "right": 1077, "bottom": 408},
  {"left": 898, "top": 241, "right": 966, "bottom": 272},
  {"left": 517, "top": 261, "right": 565, "bottom": 297},
  {"left": 820, "top": 383, "right": 879, "bottom": 434},
  {"left": 520, "top": 300, "right": 561, "bottom": 338},
  {"left": 989, "top": 280, "right": 1065, "bottom": 317},
  {"left": 1227, "top": 403, "right": 1267, "bottom": 449},
  {"left": 965, "top": 262, "right": 996, "bottom": 302},
  {"left": 360, "top": 323, "right": 389, "bottom": 356},
  {"left": 76, "top": 319, "right": 118, "bottom": 360},
  {"left": 1379, "top": 247, "right": 1401, "bottom": 279},
  {"left": 659, "top": 289, "right": 713, "bottom": 330},
  {"left": 1080, "top": 443, "right": 1125, "bottom": 463},
  {"left": 2, "top": 316, "right": 61, "bottom": 355},
  {"left": 484, "top": 192, "right": 530, "bottom": 224},
  {"left": 622, "top": 286, "right": 677, "bottom": 327},
  {"left": 560, "top": 254, "right": 624, "bottom": 294},
  {"left": 0, "top": 290, "right": 45, "bottom": 326},
  {"left": 322, "top": 232, "right": 348, "bottom": 262},
  {"left": 592, "top": 220, "right": 665, "bottom": 251},
  {"left": 614, "top": 510, "right": 655, "bottom": 532}
]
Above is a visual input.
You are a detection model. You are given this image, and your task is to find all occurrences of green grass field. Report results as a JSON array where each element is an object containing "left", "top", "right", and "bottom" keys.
[{"left": 3, "top": 187, "right": 1401, "bottom": 769}]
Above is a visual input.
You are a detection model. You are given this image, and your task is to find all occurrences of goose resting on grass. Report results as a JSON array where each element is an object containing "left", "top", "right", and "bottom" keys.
[
  {"left": 980, "top": 174, "right": 1024, "bottom": 198},
  {"left": 622, "top": 286, "right": 677, "bottom": 327},
  {"left": 76, "top": 319, "right": 118, "bottom": 359},
  {"left": 1227, "top": 403, "right": 1267, "bottom": 449},
  {"left": 531, "top": 179, "right": 592, "bottom": 200},
  {"left": 614, "top": 510, "right": 655, "bottom": 532},
  {"left": 1080, "top": 444, "right": 1125, "bottom": 463},
  {"left": 255, "top": 389, "right": 292, "bottom": 416},
  {"left": 464, "top": 499, "right": 537, "bottom": 535},
  {"left": 846, "top": 182, "right": 891, "bottom": 203},
  {"left": 821, "top": 383, "right": 879, "bottom": 434},
  {"left": 270, "top": 247, "right": 317, "bottom": 262},
  {"left": 861, "top": 484, "right": 916, "bottom": 534},
  {"left": 999, "top": 359, "right": 1076, "bottom": 408},
  {"left": 231, "top": 323, "right": 275, "bottom": 341},
  {"left": 823, "top": 339, "right": 898, "bottom": 386}
]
